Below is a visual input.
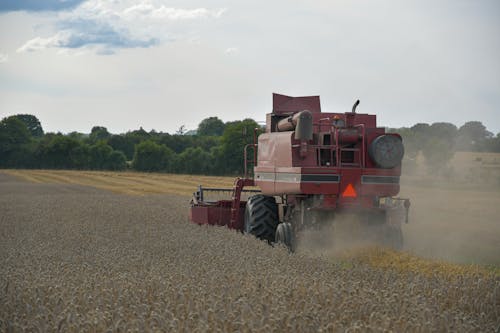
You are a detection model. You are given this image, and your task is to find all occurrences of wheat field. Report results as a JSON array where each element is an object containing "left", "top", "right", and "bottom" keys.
[
  {"left": 3, "top": 169, "right": 236, "bottom": 196},
  {"left": 1, "top": 170, "right": 499, "bottom": 332}
]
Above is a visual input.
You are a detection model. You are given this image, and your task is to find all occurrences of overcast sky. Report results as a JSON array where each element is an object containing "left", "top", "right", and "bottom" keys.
[{"left": 1, "top": 0, "right": 499, "bottom": 134}]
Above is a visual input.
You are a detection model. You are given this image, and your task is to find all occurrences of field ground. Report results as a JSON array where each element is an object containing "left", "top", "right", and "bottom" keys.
[
  {"left": 405, "top": 151, "right": 500, "bottom": 189},
  {"left": 0, "top": 172, "right": 498, "bottom": 332},
  {"left": 4, "top": 169, "right": 500, "bottom": 266},
  {"left": 3, "top": 169, "right": 235, "bottom": 196}
]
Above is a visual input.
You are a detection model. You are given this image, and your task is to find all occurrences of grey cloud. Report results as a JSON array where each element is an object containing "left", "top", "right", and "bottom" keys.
[
  {"left": 57, "top": 19, "right": 159, "bottom": 49},
  {"left": 14, "top": 1, "right": 223, "bottom": 54},
  {"left": 0, "top": 0, "right": 86, "bottom": 12},
  {"left": 17, "top": 19, "right": 159, "bottom": 53}
]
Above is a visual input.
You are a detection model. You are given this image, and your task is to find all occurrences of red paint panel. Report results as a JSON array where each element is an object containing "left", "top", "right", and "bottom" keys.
[
  {"left": 274, "top": 181, "right": 301, "bottom": 194},
  {"left": 189, "top": 201, "right": 246, "bottom": 231},
  {"left": 300, "top": 182, "right": 339, "bottom": 195},
  {"left": 361, "top": 184, "right": 400, "bottom": 197},
  {"left": 254, "top": 181, "right": 275, "bottom": 194},
  {"left": 273, "top": 93, "right": 321, "bottom": 114},
  {"left": 257, "top": 132, "right": 293, "bottom": 167}
]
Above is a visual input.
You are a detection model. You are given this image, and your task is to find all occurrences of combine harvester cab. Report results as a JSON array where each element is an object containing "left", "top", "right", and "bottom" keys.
[{"left": 190, "top": 93, "right": 410, "bottom": 251}]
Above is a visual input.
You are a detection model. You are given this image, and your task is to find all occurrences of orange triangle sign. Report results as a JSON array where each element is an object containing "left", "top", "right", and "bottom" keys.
[{"left": 342, "top": 183, "right": 357, "bottom": 198}]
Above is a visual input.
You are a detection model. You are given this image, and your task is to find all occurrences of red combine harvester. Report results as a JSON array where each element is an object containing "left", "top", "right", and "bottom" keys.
[{"left": 190, "top": 93, "right": 410, "bottom": 250}]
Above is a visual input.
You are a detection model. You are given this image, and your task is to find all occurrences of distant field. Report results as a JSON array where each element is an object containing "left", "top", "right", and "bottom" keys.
[
  {"left": 4, "top": 169, "right": 236, "bottom": 196},
  {"left": 404, "top": 151, "right": 500, "bottom": 188},
  {"left": 5, "top": 169, "right": 500, "bottom": 266}
]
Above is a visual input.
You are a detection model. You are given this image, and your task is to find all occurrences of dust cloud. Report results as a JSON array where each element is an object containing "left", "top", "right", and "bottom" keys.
[
  {"left": 400, "top": 154, "right": 500, "bottom": 265},
  {"left": 296, "top": 156, "right": 500, "bottom": 265},
  {"left": 296, "top": 214, "right": 385, "bottom": 258}
]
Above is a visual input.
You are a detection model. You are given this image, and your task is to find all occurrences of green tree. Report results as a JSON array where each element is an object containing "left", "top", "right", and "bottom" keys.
[
  {"left": 88, "top": 141, "right": 126, "bottom": 170},
  {"left": 0, "top": 117, "right": 31, "bottom": 153},
  {"left": 69, "top": 144, "right": 90, "bottom": 169},
  {"left": 220, "top": 119, "right": 261, "bottom": 175},
  {"left": 428, "top": 122, "right": 457, "bottom": 142},
  {"left": 131, "top": 127, "right": 150, "bottom": 139},
  {"left": 197, "top": 117, "right": 225, "bottom": 136},
  {"left": 108, "top": 134, "right": 135, "bottom": 160},
  {"left": 107, "top": 128, "right": 153, "bottom": 160},
  {"left": 106, "top": 150, "right": 127, "bottom": 170},
  {"left": 174, "top": 147, "right": 212, "bottom": 174},
  {"left": 207, "top": 146, "right": 225, "bottom": 176},
  {"left": 456, "top": 121, "right": 493, "bottom": 151},
  {"left": 156, "top": 134, "right": 192, "bottom": 154},
  {"left": 89, "top": 141, "right": 113, "bottom": 169},
  {"left": 417, "top": 122, "right": 457, "bottom": 172},
  {"left": 67, "top": 131, "right": 87, "bottom": 142},
  {"left": 132, "top": 140, "right": 175, "bottom": 172},
  {"left": 409, "top": 123, "right": 431, "bottom": 151},
  {"left": 89, "top": 126, "right": 110, "bottom": 144},
  {"left": 36, "top": 135, "right": 82, "bottom": 169},
  {"left": 0, "top": 117, "right": 32, "bottom": 167},
  {"left": 8, "top": 114, "right": 43, "bottom": 137}
]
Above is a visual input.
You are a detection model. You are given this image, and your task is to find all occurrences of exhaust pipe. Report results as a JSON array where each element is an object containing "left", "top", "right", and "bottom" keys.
[{"left": 352, "top": 99, "right": 360, "bottom": 113}]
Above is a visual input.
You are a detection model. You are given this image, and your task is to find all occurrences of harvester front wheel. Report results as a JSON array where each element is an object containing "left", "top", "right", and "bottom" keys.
[
  {"left": 275, "top": 222, "right": 294, "bottom": 252},
  {"left": 244, "top": 195, "right": 279, "bottom": 243}
]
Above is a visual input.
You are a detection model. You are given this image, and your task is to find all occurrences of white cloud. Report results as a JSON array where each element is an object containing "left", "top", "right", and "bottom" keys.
[
  {"left": 17, "top": 32, "right": 69, "bottom": 53},
  {"left": 0, "top": 53, "right": 8, "bottom": 63},
  {"left": 224, "top": 47, "right": 238, "bottom": 55},
  {"left": 122, "top": 3, "right": 226, "bottom": 20},
  {"left": 16, "top": 0, "right": 226, "bottom": 54},
  {"left": 63, "top": 0, "right": 226, "bottom": 27}
]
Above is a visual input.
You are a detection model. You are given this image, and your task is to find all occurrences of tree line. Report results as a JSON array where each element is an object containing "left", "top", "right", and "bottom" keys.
[
  {"left": 390, "top": 121, "right": 500, "bottom": 174},
  {"left": 1, "top": 114, "right": 499, "bottom": 175},
  {"left": 0, "top": 115, "right": 261, "bottom": 175}
]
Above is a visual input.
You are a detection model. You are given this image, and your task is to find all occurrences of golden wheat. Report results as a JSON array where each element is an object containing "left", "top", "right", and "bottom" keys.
[{"left": 0, "top": 172, "right": 498, "bottom": 332}]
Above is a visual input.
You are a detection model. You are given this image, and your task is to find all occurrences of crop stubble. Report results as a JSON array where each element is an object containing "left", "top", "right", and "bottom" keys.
[{"left": 0, "top": 173, "right": 499, "bottom": 332}]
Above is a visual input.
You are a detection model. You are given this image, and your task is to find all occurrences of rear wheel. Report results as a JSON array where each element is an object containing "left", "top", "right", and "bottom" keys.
[
  {"left": 275, "top": 222, "right": 294, "bottom": 252},
  {"left": 244, "top": 195, "right": 279, "bottom": 243}
]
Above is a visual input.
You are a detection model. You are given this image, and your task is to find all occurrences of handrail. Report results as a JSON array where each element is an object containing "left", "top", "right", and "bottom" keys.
[
  {"left": 354, "top": 124, "right": 365, "bottom": 167},
  {"left": 334, "top": 127, "right": 340, "bottom": 166},
  {"left": 291, "top": 123, "right": 366, "bottom": 168},
  {"left": 244, "top": 143, "right": 257, "bottom": 179},
  {"left": 317, "top": 117, "right": 331, "bottom": 132}
]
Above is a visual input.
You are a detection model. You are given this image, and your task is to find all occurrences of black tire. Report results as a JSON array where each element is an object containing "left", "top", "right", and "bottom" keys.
[
  {"left": 244, "top": 195, "right": 279, "bottom": 242},
  {"left": 275, "top": 222, "right": 294, "bottom": 252}
]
